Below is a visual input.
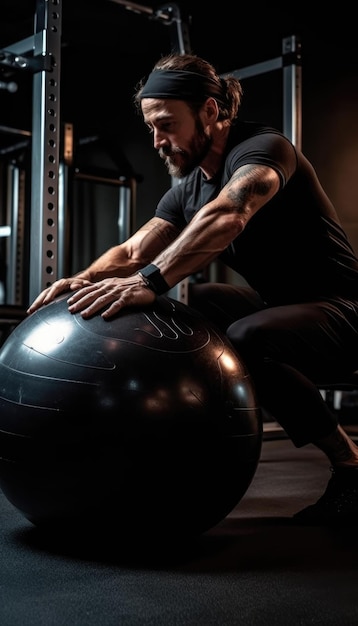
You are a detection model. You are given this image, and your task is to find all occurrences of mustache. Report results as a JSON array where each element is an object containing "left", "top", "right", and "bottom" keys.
[{"left": 158, "top": 146, "right": 185, "bottom": 159}]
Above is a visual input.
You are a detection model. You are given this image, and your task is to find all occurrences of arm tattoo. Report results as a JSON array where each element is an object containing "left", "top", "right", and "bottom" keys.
[{"left": 227, "top": 165, "right": 274, "bottom": 210}]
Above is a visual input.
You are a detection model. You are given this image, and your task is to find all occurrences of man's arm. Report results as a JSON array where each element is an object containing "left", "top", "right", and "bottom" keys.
[
  {"left": 153, "top": 163, "right": 280, "bottom": 288},
  {"left": 27, "top": 217, "right": 180, "bottom": 313},
  {"left": 31, "top": 163, "right": 280, "bottom": 319}
]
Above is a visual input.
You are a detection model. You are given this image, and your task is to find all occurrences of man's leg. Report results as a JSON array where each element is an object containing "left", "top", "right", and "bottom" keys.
[
  {"left": 188, "top": 282, "right": 265, "bottom": 332},
  {"left": 189, "top": 285, "right": 358, "bottom": 524},
  {"left": 225, "top": 300, "right": 358, "bottom": 523}
]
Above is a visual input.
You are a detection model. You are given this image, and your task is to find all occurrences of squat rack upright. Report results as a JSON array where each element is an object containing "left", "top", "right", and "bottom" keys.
[{"left": 0, "top": 0, "right": 62, "bottom": 305}]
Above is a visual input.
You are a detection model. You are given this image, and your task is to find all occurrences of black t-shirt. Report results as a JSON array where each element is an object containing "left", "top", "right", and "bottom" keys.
[{"left": 155, "top": 121, "right": 358, "bottom": 305}]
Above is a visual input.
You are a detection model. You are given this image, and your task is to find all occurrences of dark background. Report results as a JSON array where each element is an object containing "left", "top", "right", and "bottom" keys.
[{"left": 1, "top": 1, "right": 358, "bottom": 261}]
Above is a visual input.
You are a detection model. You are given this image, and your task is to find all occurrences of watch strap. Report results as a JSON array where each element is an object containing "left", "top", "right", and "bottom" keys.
[{"left": 137, "top": 264, "right": 170, "bottom": 295}]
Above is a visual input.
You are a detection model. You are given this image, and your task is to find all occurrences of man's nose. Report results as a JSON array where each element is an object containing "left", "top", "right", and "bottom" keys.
[{"left": 153, "top": 129, "right": 169, "bottom": 150}]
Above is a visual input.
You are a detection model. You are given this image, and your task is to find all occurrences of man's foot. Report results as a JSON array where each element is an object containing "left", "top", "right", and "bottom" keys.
[{"left": 293, "top": 466, "right": 358, "bottom": 525}]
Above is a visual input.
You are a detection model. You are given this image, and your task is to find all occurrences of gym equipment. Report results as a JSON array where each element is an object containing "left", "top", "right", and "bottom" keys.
[{"left": 0, "top": 295, "right": 262, "bottom": 540}]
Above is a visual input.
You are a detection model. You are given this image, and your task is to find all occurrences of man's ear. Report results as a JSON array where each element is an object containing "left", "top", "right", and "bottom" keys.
[{"left": 202, "top": 97, "right": 219, "bottom": 123}]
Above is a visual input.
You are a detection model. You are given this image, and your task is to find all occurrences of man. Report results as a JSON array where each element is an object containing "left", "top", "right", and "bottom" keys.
[{"left": 27, "top": 53, "right": 358, "bottom": 524}]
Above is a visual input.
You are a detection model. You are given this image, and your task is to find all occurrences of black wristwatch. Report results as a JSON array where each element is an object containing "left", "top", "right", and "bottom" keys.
[{"left": 137, "top": 264, "right": 170, "bottom": 295}]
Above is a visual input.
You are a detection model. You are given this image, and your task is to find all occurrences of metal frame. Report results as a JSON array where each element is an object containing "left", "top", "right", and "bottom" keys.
[
  {"left": 0, "top": 0, "right": 62, "bottom": 305},
  {"left": 0, "top": 0, "right": 157, "bottom": 308},
  {"left": 107, "top": 1, "right": 191, "bottom": 55},
  {"left": 29, "top": 1, "right": 62, "bottom": 303},
  {"left": 5, "top": 164, "right": 26, "bottom": 304},
  {"left": 223, "top": 35, "right": 302, "bottom": 148}
]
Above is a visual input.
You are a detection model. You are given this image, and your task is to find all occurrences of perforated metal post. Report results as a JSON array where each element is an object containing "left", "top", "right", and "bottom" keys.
[
  {"left": 29, "top": 0, "right": 62, "bottom": 303},
  {"left": 5, "top": 164, "right": 26, "bottom": 304},
  {"left": 0, "top": 0, "right": 62, "bottom": 306}
]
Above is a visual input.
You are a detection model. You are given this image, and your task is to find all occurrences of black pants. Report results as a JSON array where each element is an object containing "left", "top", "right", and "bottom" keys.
[{"left": 188, "top": 282, "right": 358, "bottom": 447}]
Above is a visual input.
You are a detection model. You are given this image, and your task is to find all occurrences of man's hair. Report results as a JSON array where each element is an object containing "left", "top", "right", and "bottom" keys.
[{"left": 134, "top": 53, "right": 243, "bottom": 123}]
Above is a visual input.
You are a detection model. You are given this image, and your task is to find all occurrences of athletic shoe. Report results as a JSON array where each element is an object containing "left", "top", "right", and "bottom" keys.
[{"left": 293, "top": 465, "right": 358, "bottom": 525}]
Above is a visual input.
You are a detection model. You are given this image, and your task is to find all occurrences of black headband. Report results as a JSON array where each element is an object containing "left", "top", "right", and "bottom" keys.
[{"left": 139, "top": 69, "right": 226, "bottom": 107}]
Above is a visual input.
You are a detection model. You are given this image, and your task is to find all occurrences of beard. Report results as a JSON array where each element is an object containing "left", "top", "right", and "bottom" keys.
[{"left": 158, "top": 118, "right": 213, "bottom": 178}]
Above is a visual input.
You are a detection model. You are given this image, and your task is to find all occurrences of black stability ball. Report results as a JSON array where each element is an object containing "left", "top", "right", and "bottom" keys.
[{"left": 0, "top": 294, "right": 262, "bottom": 540}]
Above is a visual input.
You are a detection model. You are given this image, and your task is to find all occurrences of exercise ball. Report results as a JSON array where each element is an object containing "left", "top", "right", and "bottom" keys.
[{"left": 0, "top": 294, "right": 262, "bottom": 540}]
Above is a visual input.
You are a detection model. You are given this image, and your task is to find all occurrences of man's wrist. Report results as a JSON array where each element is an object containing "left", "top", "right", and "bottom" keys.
[{"left": 137, "top": 264, "right": 170, "bottom": 295}]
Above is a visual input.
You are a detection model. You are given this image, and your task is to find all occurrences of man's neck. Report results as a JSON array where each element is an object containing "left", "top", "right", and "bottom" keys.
[{"left": 200, "top": 123, "right": 231, "bottom": 180}]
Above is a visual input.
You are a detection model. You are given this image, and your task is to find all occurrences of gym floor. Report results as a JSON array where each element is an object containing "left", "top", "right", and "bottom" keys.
[{"left": 1, "top": 435, "right": 358, "bottom": 626}]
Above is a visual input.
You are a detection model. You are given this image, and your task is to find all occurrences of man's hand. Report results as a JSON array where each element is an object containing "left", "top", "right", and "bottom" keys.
[
  {"left": 27, "top": 277, "right": 93, "bottom": 315},
  {"left": 67, "top": 275, "right": 156, "bottom": 319}
]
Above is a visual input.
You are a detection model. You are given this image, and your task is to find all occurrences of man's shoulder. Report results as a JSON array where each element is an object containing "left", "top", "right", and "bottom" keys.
[{"left": 226, "top": 121, "right": 297, "bottom": 184}]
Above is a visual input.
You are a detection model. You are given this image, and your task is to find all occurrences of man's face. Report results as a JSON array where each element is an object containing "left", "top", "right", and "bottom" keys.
[{"left": 141, "top": 98, "right": 212, "bottom": 178}]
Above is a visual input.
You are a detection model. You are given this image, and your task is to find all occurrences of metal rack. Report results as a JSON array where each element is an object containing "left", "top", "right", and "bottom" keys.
[
  {"left": 0, "top": 0, "right": 138, "bottom": 310},
  {"left": 0, "top": 0, "right": 62, "bottom": 305},
  {"left": 223, "top": 35, "right": 302, "bottom": 149}
]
